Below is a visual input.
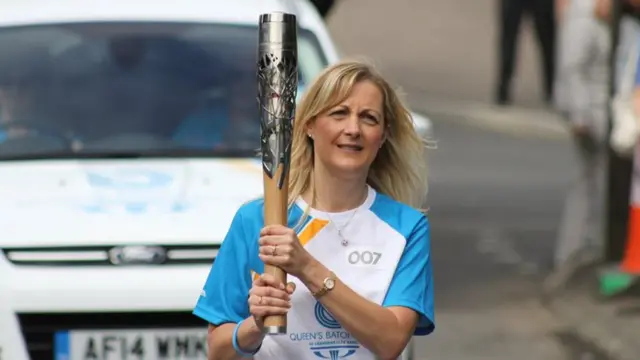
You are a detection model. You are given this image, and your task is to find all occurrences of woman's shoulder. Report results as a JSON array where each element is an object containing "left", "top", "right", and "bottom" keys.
[
  {"left": 369, "top": 193, "right": 429, "bottom": 238},
  {"left": 233, "top": 197, "right": 306, "bottom": 230},
  {"left": 232, "top": 197, "right": 266, "bottom": 230},
  {"left": 237, "top": 197, "right": 265, "bottom": 216}
]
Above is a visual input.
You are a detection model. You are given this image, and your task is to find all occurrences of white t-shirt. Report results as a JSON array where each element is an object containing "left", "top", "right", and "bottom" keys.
[{"left": 193, "top": 186, "right": 435, "bottom": 359}]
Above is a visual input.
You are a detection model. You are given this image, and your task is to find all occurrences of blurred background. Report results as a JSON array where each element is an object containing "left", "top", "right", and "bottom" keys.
[
  {"left": 328, "top": 0, "right": 640, "bottom": 359},
  {"left": 1, "top": 0, "right": 640, "bottom": 359}
]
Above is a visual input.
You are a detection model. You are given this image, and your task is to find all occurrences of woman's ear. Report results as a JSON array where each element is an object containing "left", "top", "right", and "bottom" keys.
[
  {"left": 380, "top": 129, "right": 388, "bottom": 149},
  {"left": 305, "top": 120, "right": 315, "bottom": 140}
]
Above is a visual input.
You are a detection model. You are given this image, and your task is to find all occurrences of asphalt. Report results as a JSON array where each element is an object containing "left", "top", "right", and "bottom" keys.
[
  {"left": 325, "top": 0, "right": 624, "bottom": 359},
  {"left": 412, "top": 114, "right": 580, "bottom": 360}
]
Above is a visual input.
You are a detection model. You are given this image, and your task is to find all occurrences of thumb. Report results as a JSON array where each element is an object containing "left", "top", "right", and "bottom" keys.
[{"left": 286, "top": 282, "right": 296, "bottom": 294}]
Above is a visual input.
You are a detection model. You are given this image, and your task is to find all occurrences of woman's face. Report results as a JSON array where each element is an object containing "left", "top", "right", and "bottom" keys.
[{"left": 307, "top": 80, "right": 386, "bottom": 179}]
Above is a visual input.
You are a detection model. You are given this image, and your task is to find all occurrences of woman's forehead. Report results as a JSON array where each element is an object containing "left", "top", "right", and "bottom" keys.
[{"left": 332, "top": 82, "right": 383, "bottom": 106}]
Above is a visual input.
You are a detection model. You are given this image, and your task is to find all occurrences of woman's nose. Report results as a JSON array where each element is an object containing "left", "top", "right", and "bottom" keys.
[{"left": 343, "top": 115, "right": 361, "bottom": 136}]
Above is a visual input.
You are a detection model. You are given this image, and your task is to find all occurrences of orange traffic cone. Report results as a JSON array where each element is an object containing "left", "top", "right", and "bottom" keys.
[
  {"left": 599, "top": 147, "right": 640, "bottom": 297},
  {"left": 621, "top": 206, "right": 640, "bottom": 273},
  {"left": 622, "top": 145, "right": 640, "bottom": 273}
]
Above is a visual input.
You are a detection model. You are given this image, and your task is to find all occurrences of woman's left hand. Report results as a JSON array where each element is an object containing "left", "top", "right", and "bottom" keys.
[{"left": 259, "top": 225, "right": 313, "bottom": 278}]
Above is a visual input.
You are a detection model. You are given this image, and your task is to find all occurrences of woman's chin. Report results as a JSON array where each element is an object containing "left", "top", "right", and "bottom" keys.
[{"left": 327, "top": 160, "right": 371, "bottom": 178}]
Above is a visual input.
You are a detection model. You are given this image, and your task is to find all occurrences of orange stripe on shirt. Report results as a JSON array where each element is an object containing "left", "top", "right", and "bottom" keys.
[{"left": 297, "top": 218, "right": 329, "bottom": 247}]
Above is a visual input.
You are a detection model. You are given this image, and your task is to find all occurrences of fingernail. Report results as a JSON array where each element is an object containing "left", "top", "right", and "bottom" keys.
[
  {"left": 279, "top": 283, "right": 285, "bottom": 290},
  {"left": 287, "top": 301, "right": 292, "bottom": 308}
]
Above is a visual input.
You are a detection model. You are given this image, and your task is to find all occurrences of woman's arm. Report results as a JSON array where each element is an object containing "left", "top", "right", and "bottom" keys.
[
  {"left": 206, "top": 272, "right": 296, "bottom": 360},
  {"left": 192, "top": 206, "right": 263, "bottom": 360},
  {"left": 298, "top": 216, "right": 433, "bottom": 360},
  {"left": 207, "top": 318, "right": 264, "bottom": 360},
  {"left": 299, "top": 262, "right": 418, "bottom": 360}
]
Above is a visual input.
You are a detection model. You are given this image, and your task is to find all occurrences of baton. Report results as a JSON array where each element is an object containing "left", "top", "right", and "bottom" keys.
[{"left": 257, "top": 12, "right": 298, "bottom": 336}]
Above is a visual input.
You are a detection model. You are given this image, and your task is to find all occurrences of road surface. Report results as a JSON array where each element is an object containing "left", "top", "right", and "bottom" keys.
[{"left": 414, "top": 114, "right": 577, "bottom": 359}]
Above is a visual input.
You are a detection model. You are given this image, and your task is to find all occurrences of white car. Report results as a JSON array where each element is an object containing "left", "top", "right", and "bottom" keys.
[{"left": 0, "top": 0, "right": 431, "bottom": 359}]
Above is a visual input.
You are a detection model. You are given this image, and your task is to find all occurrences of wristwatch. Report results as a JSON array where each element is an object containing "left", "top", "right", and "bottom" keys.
[{"left": 311, "top": 272, "right": 336, "bottom": 298}]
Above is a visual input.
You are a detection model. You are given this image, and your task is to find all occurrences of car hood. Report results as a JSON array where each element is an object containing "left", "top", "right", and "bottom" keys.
[{"left": 0, "top": 158, "right": 264, "bottom": 247}]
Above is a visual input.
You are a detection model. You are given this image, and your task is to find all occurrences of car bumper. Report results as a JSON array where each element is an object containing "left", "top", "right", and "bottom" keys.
[
  {"left": 1, "top": 254, "right": 418, "bottom": 360},
  {"left": 1, "top": 263, "right": 212, "bottom": 360},
  {"left": 9, "top": 265, "right": 210, "bottom": 313}
]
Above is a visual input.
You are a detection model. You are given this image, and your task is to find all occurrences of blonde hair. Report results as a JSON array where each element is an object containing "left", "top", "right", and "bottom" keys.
[{"left": 287, "top": 59, "right": 428, "bottom": 215}]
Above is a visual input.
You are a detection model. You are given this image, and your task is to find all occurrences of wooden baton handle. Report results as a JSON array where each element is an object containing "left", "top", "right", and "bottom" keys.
[{"left": 262, "top": 164, "right": 289, "bottom": 335}]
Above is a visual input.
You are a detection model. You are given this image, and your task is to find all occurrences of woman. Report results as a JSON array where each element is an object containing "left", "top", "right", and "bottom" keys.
[{"left": 193, "top": 60, "right": 434, "bottom": 360}]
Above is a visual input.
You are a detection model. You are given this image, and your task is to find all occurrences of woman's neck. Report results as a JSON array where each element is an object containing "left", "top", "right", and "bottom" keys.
[{"left": 305, "top": 170, "right": 369, "bottom": 213}]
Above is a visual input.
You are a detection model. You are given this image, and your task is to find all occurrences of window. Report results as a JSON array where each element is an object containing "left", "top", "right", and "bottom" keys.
[{"left": 0, "top": 22, "right": 329, "bottom": 159}]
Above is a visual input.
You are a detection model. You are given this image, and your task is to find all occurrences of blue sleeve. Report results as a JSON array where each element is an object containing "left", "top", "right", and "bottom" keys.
[
  {"left": 382, "top": 216, "right": 435, "bottom": 336},
  {"left": 192, "top": 208, "right": 253, "bottom": 326}
]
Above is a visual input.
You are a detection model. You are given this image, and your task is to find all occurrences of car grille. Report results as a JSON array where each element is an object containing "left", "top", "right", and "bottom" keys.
[
  {"left": 18, "top": 311, "right": 208, "bottom": 360},
  {"left": 2, "top": 245, "right": 218, "bottom": 266}
]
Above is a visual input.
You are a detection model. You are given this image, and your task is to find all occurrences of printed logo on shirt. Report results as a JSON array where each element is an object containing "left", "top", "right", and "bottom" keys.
[
  {"left": 345, "top": 247, "right": 383, "bottom": 268},
  {"left": 288, "top": 302, "right": 360, "bottom": 359},
  {"left": 314, "top": 302, "right": 341, "bottom": 329}
]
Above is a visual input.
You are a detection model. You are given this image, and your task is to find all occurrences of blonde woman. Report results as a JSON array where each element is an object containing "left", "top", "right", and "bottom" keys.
[{"left": 193, "top": 60, "right": 434, "bottom": 360}]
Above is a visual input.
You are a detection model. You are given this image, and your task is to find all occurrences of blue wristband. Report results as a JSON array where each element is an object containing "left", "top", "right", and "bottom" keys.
[{"left": 232, "top": 320, "right": 262, "bottom": 357}]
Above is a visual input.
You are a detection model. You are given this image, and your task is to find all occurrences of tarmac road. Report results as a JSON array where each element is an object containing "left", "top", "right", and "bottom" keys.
[
  {"left": 412, "top": 117, "right": 617, "bottom": 360},
  {"left": 326, "top": 1, "right": 618, "bottom": 358},
  {"left": 413, "top": 115, "right": 575, "bottom": 359}
]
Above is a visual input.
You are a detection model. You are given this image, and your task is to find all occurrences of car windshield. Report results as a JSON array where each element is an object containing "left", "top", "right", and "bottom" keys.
[{"left": 0, "top": 22, "right": 328, "bottom": 160}]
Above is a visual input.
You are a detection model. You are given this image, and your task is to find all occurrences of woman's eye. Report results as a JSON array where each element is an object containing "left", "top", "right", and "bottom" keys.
[
  {"left": 363, "top": 114, "right": 379, "bottom": 124},
  {"left": 330, "top": 109, "right": 347, "bottom": 118}
]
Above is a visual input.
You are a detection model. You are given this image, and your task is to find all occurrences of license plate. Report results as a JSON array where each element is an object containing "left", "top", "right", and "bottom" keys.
[{"left": 54, "top": 328, "right": 207, "bottom": 360}]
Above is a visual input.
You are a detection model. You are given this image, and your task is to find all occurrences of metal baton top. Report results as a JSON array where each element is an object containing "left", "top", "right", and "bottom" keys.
[
  {"left": 257, "top": 12, "right": 298, "bottom": 189},
  {"left": 259, "top": 12, "right": 297, "bottom": 24}
]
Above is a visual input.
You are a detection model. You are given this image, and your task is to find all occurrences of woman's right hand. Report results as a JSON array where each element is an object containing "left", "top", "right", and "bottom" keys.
[{"left": 248, "top": 273, "right": 296, "bottom": 330}]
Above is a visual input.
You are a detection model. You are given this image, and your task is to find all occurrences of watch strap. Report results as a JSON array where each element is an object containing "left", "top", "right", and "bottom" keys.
[{"left": 311, "top": 272, "right": 336, "bottom": 298}]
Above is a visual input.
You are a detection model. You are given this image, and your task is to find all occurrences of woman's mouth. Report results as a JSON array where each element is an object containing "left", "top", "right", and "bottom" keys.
[{"left": 337, "top": 144, "right": 364, "bottom": 152}]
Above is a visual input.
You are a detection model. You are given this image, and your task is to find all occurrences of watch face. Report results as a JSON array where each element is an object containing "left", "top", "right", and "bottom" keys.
[{"left": 325, "top": 278, "right": 335, "bottom": 289}]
